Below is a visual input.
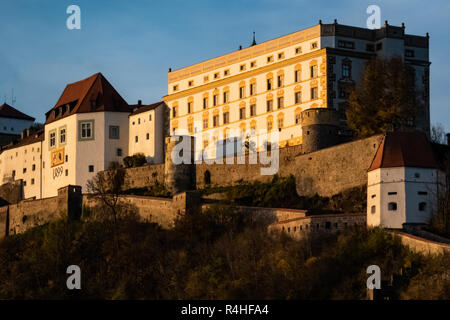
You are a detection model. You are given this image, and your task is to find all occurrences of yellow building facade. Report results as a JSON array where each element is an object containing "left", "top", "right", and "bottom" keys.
[{"left": 163, "top": 21, "right": 430, "bottom": 156}]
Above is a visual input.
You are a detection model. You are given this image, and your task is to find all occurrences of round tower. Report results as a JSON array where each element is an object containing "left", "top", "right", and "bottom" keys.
[
  {"left": 164, "top": 135, "right": 195, "bottom": 194},
  {"left": 300, "top": 108, "right": 341, "bottom": 153}
]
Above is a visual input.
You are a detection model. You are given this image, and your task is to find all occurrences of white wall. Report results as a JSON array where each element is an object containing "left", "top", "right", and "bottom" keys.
[
  {"left": 43, "top": 111, "right": 129, "bottom": 198},
  {"left": 367, "top": 167, "right": 441, "bottom": 229},
  {"left": 129, "top": 107, "right": 164, "bottom": 164}
]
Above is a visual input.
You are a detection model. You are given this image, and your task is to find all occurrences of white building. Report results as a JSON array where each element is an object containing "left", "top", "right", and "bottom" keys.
[
  {"left": 367, "top": 132, "right": 444, "bottom": 229},
  {"left": 0, "top": 129, "right": 44, "bottom": 199},
  {"left": 0, "top": 103, "right": 35, "bottom": 146},
  {"left": 128, "top": 101, "right": 168, "bottom": 164},
  {"left": 41, "top": 73, "right": 132, "bottom": 198}
]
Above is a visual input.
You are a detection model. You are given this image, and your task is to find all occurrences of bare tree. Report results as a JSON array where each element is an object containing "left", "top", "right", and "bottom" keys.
[
  {"left": 87, "top": 161, "right": 125, "bottom": 250},
  {"left": 431, "top": 123, "right": 446, "bottom": 144}
]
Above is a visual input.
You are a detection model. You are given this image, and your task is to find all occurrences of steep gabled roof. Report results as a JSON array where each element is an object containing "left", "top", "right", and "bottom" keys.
[
  {"left": 129, "top": 101, "right": 164, "bottom": 116},
  {"left": 45, "top": 73, "right": 131, "bottom": 124},
  {"left": 0, "top": 103, "right": 35, "bottom": 121},
  {"left": 368, "top": 131, "right": 438, "bottom": 171}
]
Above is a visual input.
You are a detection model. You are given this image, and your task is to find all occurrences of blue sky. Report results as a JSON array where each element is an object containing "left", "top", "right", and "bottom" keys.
[{"left": 0, "top": 0, "right": 448, "bottom": 130}]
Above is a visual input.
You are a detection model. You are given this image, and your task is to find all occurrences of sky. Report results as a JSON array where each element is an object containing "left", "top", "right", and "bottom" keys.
[{"left": 0, "top": 0, "right": 449, "bottom": 130}]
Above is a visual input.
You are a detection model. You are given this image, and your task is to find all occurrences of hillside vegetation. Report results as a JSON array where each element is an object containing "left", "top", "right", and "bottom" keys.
[{"left": 0, "top": 206, "right": 448, "bottom": 299}]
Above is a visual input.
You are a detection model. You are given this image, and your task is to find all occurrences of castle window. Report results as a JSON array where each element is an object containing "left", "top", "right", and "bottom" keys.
[
  {"left": 135, "top": 136, "right": 138, "bottom": 143},
  {"left": 311, "top": 87, "right": 318, "bottom": 100},
  {"left": 267, "top": 78, "right": 273, "bottom": 90},
  {"left": 65, "top": 169, "right": 68, "bottom": 176},
  {"left": 311, "top": 42, "right": 318, "bottom": 49},
  {"left": 250, "top": 83, "right": 256, "bottom": 95},
  {"left": 203, "top": 76, "right": 209, "bottom": 83},
  {"left": 250, "top": 61, "right": 256, "bottom": 68},
  {"left": 338, "top": 40, "right": 355, "bottom": 49},
  {"left": 267, "top": 55, "right": 273, "bottom": 63},
  {"left": 295, "top": 91, "right": 301, "bottom": 104},
  {"left": 414, "top": 173, "right": 420, "bottom": 178},
  {"left": 146, "top": 133, "right": 150, "bottom": 140},
  {"left": 173, "top": 85, "right": 178, "bottom": 91},
  {"left": 310, "top": 65, "right": 318, "bottom": 78},
  {"left": 277, "top": 97, "right": 284, "bottom": 109},
  {"left": 213, "top": 94, "right": 218, "bottom": 106},
  {"left": 250, "top": 104, "right": 256, "bottom": 117},
  {"left": 277, "top": 75, "right": 284, "bottom": 87},
  {"left": 418, "top": 191, "right": 428, "bottom": 195},
  {"left": 117, "top": 148, "right": 122, "bottom": 156},
  {"left": 49, "top": 130, "right": 56, "bottom": 148},
  {"left": 267, "top": 119, "right": 273, "bottom": 132},
  {"left": 266, "top": 100, "right": 273, "bottom": 112},
  {"left": 223, "top": 112, "right": 230, "bottom": 124},
  {"left": 31, "top": 178, "right": 35, "bottom": 185},
  {"left": 419, "top": 202, "right": 427, "bottom": 211},
  {"left": 203, "top": 97, "right": 208, "bottom": 109},
  {"left": 371, "top": 205, "right": 376, "bottom": 214},
  {"left": 239, "top": 107, "right": 246, "bottom": 120},
  {"left": 59, "top": 126, "right": 67, "bottom": 144},
  {"left": 388, "top": 192, "right": 397, "bottom": 195},
  {"left": 214, "top": 72, "right": 220, "bottom": 79},
  {"left": 32, "top": 164, "right": 36, "bottom": 171},
  {"left": 79, "top": 120, "right": 94, "bottom": 141},
  {"left": 295, "top": 47, "right": 302, "bottom": 54},
  {"left": 187, "top": 102, "right": 193, "bottom": 114},
  {"left": 295, "top": 112, "right": 301, "bottom": 124},
  {"left": 240, "top": 64, "right": 246, "bottom": 71},
  {"left": 23, "top": 168, "right": 26, "bottom": 174},
  {"left": 224, "top": 69, "right": 230, "bottom": 76},
  {"left": 295, "top": 69, "right": 301, "bottom": 82},
  {"left": 277, "top": 117, "right": 284, "bottom": 130},
  {"left": 278, "top": 52, "right": 284, "bottom": 60},
  {"left": 172, "top": 106, "right": 178, "bottom": 118},
  {"left": 239, "top": 86, "right": 245, "bottom": 99},
  {"left": 223, "top": 91, "right": 229, "bottom": 103},
  {"left": 203, "top": 118, "right": 208, "bottom": 129},
  {"left": 388, "top": 202, "right": 397, "bottom": 211},
  {"left": 342, "top": 63, "right": 351, "bottom": 78},
  {"left": 89, "top": 165, "right": 94, "bottom": 173},
  {"left": 213, "top": 115, "right": 219, "bottom": 127},
  {"left": 109, "top": 126, "right": 120, "bottom": 139},
  {"left": 149, "top": 114, "right": 152, "bottom": 121}
]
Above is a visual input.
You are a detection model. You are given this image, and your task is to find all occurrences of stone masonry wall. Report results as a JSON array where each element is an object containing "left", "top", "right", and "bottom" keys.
[
  {"left": 122, "top": 135, "right": 383, "bottom": 197},
  {"left": 0, "top": 185, "right": 81, "bottom": 238},
  {"left": 122, "top": 164, "right": 165, "bottom": 190},
  {"left": 82, "top": 193, "right": 188, "bottom": 229}
]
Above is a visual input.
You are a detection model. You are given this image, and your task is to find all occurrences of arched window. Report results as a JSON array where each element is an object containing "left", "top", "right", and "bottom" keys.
[
  {"left": 371, "top": 205, "right": 376, "bottom": 214},
  {"left": 388, "top": 202, "right": 397, "bottom": 211}
]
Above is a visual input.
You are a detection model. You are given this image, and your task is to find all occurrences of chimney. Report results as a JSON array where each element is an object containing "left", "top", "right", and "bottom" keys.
[
  {"left": 239, "top": 45, "right": 242, "bottom": 50},
  {"left": 168, "top": 68, "right": 172, "bottom": 72},
  {"left": 138, "top": 100, "right": 142, "bottom": 106},
  {"left": 447, "top": 133, "right": 450, "bottom": 146}
]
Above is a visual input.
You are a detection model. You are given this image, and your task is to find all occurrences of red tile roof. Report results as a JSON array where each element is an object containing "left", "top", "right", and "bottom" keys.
[
  {"left": 129, "top": 101, "right": 164, "bottom": 116},
  {"left": 0, "top": 103, "right": 35, "bottom": 121},
  {"left": 0, "top": 129, "right": 44, "bottom": 152},
  {"left": 368, "top": 131, "right": 438, "bottom": 171},
  {"left": 45, "top": 73, "right": 131, "bottom": 124}
]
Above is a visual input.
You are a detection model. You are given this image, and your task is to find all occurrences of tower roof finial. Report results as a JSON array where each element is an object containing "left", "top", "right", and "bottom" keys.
[{"left": 251, "top": 31, "right": 257, "bottom": 46}]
